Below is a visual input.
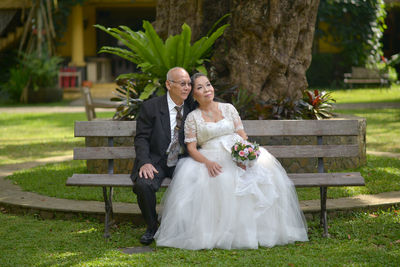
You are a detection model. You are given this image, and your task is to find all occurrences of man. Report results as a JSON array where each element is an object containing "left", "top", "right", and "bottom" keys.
[{"left": 131, "top": 67, "right": 193, "bottom": 245}]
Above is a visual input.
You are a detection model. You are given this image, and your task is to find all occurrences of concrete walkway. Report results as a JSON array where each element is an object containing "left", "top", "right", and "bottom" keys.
[{"left": 0, "top": 155, "right": 399, "bottom": 223}]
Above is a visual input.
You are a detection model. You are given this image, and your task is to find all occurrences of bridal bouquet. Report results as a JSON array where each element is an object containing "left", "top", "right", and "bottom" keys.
[{"left": 231, "top": 140, "right": 261, "bottom": 169}]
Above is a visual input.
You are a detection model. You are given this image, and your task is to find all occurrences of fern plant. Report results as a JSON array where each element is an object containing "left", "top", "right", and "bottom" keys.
[{"left": 95, "top": 15, "right": 229, "bottom": 100}]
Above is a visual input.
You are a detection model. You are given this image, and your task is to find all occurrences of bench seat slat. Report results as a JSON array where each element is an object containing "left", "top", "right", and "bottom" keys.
[
  {"left": 66, "top": 174, "right": 171, "bottom": 187},
  {"left": 66, "top": 173, "right": 364, "bottom": 188},
  {"left": 73, "top": 145, "right": 359, "bottom": 160},
  {"left": 74, "top": 120, "right": 360, "bottom": 137},
  {"left": 75, "top": 121, "right": 136, "bottom": 137}
]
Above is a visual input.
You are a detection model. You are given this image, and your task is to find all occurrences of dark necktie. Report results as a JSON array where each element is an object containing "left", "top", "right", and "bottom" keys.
[{"left": 167, "top": 106, "right": 183, "bottom": 166}]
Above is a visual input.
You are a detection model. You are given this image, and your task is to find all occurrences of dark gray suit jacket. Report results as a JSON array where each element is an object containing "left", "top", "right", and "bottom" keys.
[{"left": 130, "top": 94, "right": 192, "bottom": 182}]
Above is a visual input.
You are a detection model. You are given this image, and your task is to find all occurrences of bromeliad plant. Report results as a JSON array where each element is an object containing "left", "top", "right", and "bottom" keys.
[
  {"left": 111, "top": 79, "right": 143, "bottom": 121},
  {"left": 302, "top": 89, "right": 336, "bottom": 120},
  {"left": 95, "top": 15, "right": 229, "bottom": 101}
]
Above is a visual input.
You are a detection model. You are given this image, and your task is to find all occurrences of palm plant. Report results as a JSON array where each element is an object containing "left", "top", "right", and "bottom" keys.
[{"left": 95, "top": 15, "right": 229, "bottom": 100}]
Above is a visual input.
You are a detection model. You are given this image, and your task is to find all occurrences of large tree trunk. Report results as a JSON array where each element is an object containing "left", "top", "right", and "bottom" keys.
[{"left": 155, "top": 0, "right": 320, "bottom": 101}]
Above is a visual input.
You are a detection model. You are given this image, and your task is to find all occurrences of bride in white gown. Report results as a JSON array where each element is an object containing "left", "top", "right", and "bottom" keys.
[{"left": 154, "top": 73, "right": 308, "bottom": 250}]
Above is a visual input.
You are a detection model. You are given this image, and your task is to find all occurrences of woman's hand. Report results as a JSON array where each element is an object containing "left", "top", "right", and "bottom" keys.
[
  {"left": 187, "top": 142, "right": 222, "bottom": 177},
  {"left": 236, "top": 162, "right": 247, "bottom": 170},
  {"left": 205, "top": 160, "right": 222, "bottom": 177}
]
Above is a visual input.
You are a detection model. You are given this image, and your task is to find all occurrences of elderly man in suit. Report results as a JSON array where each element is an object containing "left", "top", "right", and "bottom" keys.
[{"left": 131, "top": 67, "right": 193, "bottom": 245}]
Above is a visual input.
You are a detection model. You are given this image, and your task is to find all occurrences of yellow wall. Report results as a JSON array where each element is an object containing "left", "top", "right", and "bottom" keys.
[
  {"left": 56, "top": 15, "right": 72, "bottom": 57},
  {"left": 56, "top": 0, "right": 155, "bottom": 58},
  {"left": 57, "top": 5, "right": 97, "bottom": 57},
  {"left": 317, "top": 22, "right": 342, "bottom": 53},
  {"left": 83, "top": 6, "right": 97, "bottom": 57}
]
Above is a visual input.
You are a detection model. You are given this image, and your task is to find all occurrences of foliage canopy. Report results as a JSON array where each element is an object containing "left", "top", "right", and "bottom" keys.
[
  {"left": 95, "top": 18, "right": 229, "bottom": 100},
  {"left": 316, "top": 0, "right": 387, "bottom": 67}
]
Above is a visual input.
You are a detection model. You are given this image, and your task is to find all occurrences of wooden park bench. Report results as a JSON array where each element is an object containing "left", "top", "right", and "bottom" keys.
[
  {"left": 81, "top": 86, "right": 122, "bottom": 121},
  {"left": 344, "top": 67, "right": 389, "bottom": 87},
  {"left": 66, "top": 120, "right": 365, "bottom": 238}
]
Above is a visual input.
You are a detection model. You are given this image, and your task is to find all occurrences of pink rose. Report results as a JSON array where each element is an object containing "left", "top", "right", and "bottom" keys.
[
  {"left": 248, "top": 147, "right": 253, "bottom": 153},
  {"left": 239, "top": 151, "right": 245, "bottom": 157},
  {"left": 234, "top": 145, "right": 238, "bottom": 151}
]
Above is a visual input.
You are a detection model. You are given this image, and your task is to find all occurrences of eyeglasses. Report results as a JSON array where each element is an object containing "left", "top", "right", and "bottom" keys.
[{"left": 168, "top": 80, "right": 192, "bottom": 88}]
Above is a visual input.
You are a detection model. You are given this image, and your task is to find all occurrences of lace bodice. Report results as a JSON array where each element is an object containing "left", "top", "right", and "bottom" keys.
[{"left": 184, "top": 103, "right": 244, "bottom": 146}]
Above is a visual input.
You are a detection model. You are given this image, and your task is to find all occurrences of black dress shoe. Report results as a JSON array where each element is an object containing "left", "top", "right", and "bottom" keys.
[{"left": 140, "top": 227, "right": 157, "bottom": 245}]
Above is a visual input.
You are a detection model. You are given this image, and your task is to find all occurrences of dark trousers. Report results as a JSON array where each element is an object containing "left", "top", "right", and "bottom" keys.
[{"left": 132, "top": 164, "right": 175, "bottom": 230}]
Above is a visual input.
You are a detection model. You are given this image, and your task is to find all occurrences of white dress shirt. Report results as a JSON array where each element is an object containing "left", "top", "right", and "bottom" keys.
[{"left": 166, "top": 92, "right": 184, "bottom": 152}]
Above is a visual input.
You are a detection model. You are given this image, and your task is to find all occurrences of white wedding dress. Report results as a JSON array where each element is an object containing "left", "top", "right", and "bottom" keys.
[{"left": 154, "top": 103, "right": 308, "bottom": 250}]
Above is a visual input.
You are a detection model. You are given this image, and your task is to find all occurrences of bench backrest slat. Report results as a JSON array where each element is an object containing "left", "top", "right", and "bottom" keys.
[
  {"left": 266, "top": 145, "right": 359, "bottom": 158},
  {"left": 244, "top": 120, "right": 359, "bottom": 136},
  {"left": 74, "top": 144, "right": 358, "bottom": 160},
  {"left": 74, "top": 119, "right": 359, "bottom": 137},
  {"left": 74, "top": 147, "right": 135, "bottom": 160},
  {"left": 75, "top": 121, "right": 136, "bottom": 137},
  {"left": 352, "top": 67, "right": 381, "bottom": 79}
]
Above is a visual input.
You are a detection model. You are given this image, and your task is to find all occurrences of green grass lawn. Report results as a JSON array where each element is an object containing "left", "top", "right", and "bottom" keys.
[
  {"left": 1, "top": 89, "right": 399, "bottom": 266},
  {"left": 335, "top": 109, "right": 400, "bottom": 153},
  {"left": 329, "top": 85, "right": 400, "bottom": 104},
  {"left": 0, "top": 112, "right": 113, "bottom": 166},
  {"left": 0, "top": 208, "right": 399, "bottom": 266}
]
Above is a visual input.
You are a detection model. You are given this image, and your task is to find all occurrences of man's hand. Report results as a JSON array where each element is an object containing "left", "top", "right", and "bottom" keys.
[{"left": 139, "top": 163, "right": 159, "bottom": 179}]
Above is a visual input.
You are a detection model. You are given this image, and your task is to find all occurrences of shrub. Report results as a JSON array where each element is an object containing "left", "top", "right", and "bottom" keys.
[{"left": 2, "top": 51, "right": 62, "bottom": 103}]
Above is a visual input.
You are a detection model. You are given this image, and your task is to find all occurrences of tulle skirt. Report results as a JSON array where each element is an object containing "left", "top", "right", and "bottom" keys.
[{"left": 154, "top": 134, "right": 308, "bottom": 250}]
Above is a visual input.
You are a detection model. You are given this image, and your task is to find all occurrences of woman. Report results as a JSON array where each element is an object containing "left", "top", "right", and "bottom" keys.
[{"left": 154, "top": 73, "right": 308, "bottom": 249}]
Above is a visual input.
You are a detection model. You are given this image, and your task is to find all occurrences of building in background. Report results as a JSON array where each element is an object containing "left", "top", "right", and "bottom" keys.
[
  {"left": 57, "top": 0, "right": 155, "bottom": 83},
  {"left": 0, "top": 0, "right": 156, "bottom": 86}
]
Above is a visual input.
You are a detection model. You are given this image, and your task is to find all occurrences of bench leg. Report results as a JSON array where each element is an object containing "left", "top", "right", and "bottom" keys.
[
  {"left": 102, "top": 186, "right": 114, "bottom": 238},
  {"left": 320, "top": 186, "right": 330, "bottom": 237}
]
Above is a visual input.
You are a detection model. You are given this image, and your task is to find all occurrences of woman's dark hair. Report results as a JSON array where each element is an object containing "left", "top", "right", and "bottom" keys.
[
  {"left": 188, "top": 72, "right": 207, "bottom": 109},
  {"left": 190, "top": 72, "right": 207, "bottom": 86}
]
